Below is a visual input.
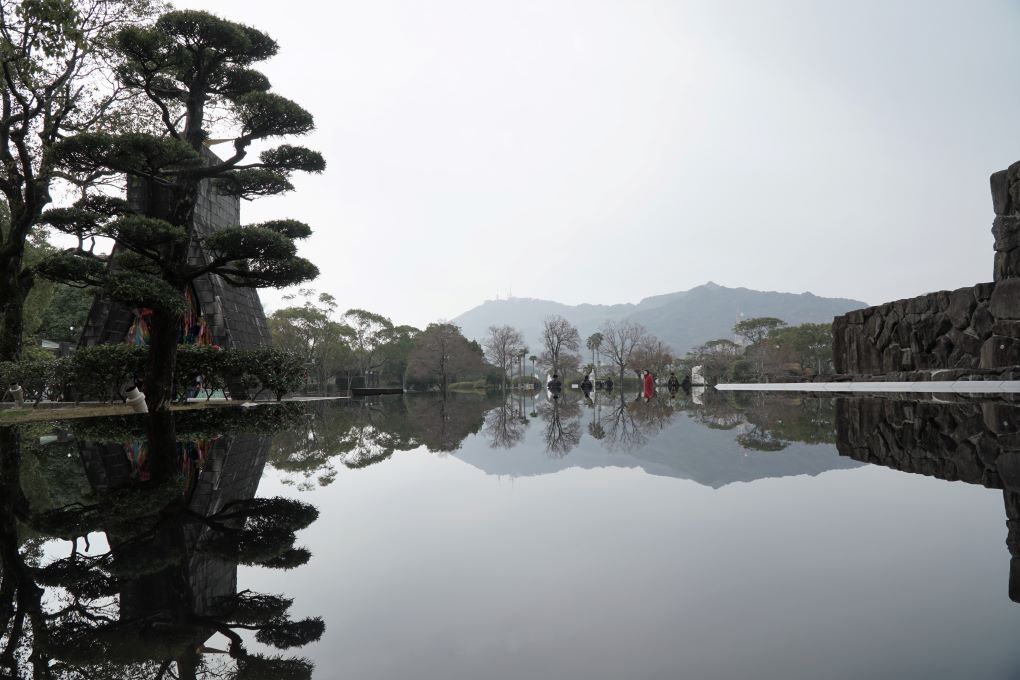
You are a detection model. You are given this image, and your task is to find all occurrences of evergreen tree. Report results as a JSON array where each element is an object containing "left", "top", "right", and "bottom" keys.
[{"left": 38, "top": 10, "right": 322, "bottom": 411}]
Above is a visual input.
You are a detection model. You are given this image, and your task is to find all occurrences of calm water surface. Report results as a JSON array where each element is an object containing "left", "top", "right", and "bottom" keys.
[{"left": 4, "top": 390, "right": 1020, "bottom": 679}]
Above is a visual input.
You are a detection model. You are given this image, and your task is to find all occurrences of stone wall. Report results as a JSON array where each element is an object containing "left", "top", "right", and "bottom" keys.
[
  {"left": 833, "top": 160, "right": 1020, "bottom": 376},
  {"left": 830, "top": 281, "right": 1020, "bottom": 374}
]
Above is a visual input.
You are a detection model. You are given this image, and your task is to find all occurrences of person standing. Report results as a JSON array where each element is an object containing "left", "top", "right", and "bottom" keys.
[{"left": 641, "top": 369, "right": 655, "bottom": 400}]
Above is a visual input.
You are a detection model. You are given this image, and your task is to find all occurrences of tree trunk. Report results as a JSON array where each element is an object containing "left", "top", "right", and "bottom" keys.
[
  {"left": 0, "top": 260, "right": 29, "bottom": 362},
  {"left": 145, "top": 308, "right": 182, "bottom": 412}
]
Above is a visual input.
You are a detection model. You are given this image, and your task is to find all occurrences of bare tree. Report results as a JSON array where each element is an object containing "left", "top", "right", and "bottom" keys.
[
  {"left": 540, "top": 315, "right": 580, "bottom": 376},
  {"left": 482, "top": 324, "right": 524, "bottom": 390},
  {"left": 629, "top": 335, "right": 674, "bottom": 377},
  {"left": 599, "top": 319, "right": 647, "bottom": 381}
]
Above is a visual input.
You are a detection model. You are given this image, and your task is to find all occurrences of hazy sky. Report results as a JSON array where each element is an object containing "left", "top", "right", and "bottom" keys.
[{"left": 180, "top": 0, "right": 1020, "bottom": 328}]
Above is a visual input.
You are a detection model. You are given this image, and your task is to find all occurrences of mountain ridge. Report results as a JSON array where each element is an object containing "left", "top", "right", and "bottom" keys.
[{"left": 452, "top": 282, "right": 868, "bottom": 355}]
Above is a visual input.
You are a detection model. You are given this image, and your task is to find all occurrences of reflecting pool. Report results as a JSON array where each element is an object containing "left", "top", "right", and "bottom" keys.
[{"left": 3, "top": 389, "right": 1020, "bottom": 678}]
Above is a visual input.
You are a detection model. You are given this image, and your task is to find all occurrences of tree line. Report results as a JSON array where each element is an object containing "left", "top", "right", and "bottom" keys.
[
  {"left": 482, "top": 316, "right": 676, "bottom": 386},
  {"left": 482, "top": 314, "right": 834, "bottom": 387},
  {"left": 683, "top": 317, "right": 834, "bottom": 383},
  {"left": 267, "top": 288, "right": 502, "bottom": 393}
]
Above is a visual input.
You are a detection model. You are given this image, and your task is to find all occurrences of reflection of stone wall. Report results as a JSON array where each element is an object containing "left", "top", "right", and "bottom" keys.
[
  {"left": 834, "top": 162, "right": 1020, "bottom": 376},
  {"left": 834, "top": 397, "right": 1020, "bottom": 487},
  {"left": 835, "top": 395, "right": 1020, "bottom": 601}
]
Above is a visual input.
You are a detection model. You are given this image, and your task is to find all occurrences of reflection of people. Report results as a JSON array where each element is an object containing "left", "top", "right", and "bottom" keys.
[
  {"left": 547, "top": 374, "right": 562, "bottom": 391},
  {"left": 667, "top": 372, "right": 680, "bottom": 394},
  {"left": 580, "top": 374, "right": 593, "bottom": 392},
  {"left": 642, "top": 370, "right": 655, "bottom": 400},
  {"left": 604, "top": 377, "right": 614, "bottom": 391}
]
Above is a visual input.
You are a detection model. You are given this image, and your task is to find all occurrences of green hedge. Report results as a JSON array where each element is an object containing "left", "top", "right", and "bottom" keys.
[{"left": 1, "top": 346, "right": 306, "bottom": 405}]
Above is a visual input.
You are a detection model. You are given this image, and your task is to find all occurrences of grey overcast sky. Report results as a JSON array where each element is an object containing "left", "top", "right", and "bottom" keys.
[{"left": 180, "top": 0, "right": 1020, "bottom": 328}]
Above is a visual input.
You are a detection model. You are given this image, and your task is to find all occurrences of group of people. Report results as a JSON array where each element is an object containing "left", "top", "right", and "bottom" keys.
[{"left": 546, "top": 370, "right": 686, "bottom": 401}]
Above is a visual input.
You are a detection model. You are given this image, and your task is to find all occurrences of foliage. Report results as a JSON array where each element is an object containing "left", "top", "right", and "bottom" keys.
[
  {"left": 0, "top": 344, "right": 306, "bottom": 404},
  {"left": 683, "top": 320, "right": 834, "bottom": 383},
  {"left": 341, "top": 308, "right": 394, "bottom": 380},
  {"left": 628, "top": 335, "right": 675, "bottom": 376},
  {"left": 0, "top": 355, "right": 60, "bottom": 403},
  {"left": 0, "top": 0, "right": 164, "bottom": 362},
  {"left": 408, "top": 323, "right": 487, "bottom": 392},
  {"left": 733, "top": 317, "right": 786, "bottom": 345},
  {"left": 37, "top": 8, "right": 323, "bottom": 411}
]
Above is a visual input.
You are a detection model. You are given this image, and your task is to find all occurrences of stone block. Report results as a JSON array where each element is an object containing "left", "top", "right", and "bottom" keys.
[
  {"left": 971, "top": 302, "right": 994, "bottom": 338},
  {"left": 990, "top": 278, "right": 1020, "bottom": 319},
  {"left": 881, "top": 344, "right": 901, "bottom": 373},
  {"left": 977, "top": 434, "right": 1000, "bottom": 466},
  {"left": 1000, "top": 453, "right": 1020, "bottom": 491},
  {"left": 947, "top": 287, "right": 976, "bottom": 329},
  {"left": 992, "top": 169, "right": 1012, "bottom": 215},
  {"left": 906, "top": 295, "right": 932, "bottom": 315},
  {"left": 980, "top": 335, "right": 1020, "bottom": 368},
  {"left": 976, "top": 282, "right": 996, "bottom": 302},
  {"left": 933, "top": 335, "right": 954, "bottom": 366},
  {"left": 864, "top": 310, "right": 884, "bottom": 341},
  {"left": 948, "top": 327, "right": 983, "bottom": 357},
  {"left": 876, "top": 317, "right": 898, "bottom": 349},
  {"left": 993, "top": 320, "right": 1020, "bottom": 339},
  {"left": 995, "top": 249, "right": 1020, "bottom": 282},
  {"left": 994, "top": 216, "right": 1020, "bottom": 251},
  {"left": 984, "top": 402, "right": 1020, "bottom": 434}
]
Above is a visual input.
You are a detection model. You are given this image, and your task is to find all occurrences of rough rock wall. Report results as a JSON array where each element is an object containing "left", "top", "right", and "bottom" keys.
[{"left": 833, "top": 162, "right": 1020, "bottom": 375}]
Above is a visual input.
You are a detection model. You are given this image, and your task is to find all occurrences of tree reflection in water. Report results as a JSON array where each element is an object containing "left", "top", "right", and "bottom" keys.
[
  {"left": 263, "top": 391, "right": 841, "bottom": 485},
  {"left": 0, "top": 406, "right": 323, "bottom": 680},
  {"left": 536, "top": 396, "right": 582, "bottom": 457}
]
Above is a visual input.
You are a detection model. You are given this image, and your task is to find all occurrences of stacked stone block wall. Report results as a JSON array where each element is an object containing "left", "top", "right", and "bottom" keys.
[{"left": 833, "top": 161, "right": 1020, "bottom": 376}]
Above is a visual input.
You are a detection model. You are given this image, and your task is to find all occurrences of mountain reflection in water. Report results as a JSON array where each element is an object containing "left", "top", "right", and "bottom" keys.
[{"left": 2, "top": 390, "right": 1020, "bottom": 678}]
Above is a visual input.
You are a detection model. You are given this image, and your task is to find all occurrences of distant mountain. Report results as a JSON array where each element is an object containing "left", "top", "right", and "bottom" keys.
[{"left": 452, "top": 282, "right": 867, "bottom": 355}]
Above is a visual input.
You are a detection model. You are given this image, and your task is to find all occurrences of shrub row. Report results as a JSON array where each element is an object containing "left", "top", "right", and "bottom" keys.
[{"left": 0, "top": 345, "right": 306, "bottom": 405}]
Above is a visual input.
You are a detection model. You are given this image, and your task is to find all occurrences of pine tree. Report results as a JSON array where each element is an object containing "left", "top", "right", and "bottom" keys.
[{"left": 39, "top": 10, "right": 322, "bottom": 411}]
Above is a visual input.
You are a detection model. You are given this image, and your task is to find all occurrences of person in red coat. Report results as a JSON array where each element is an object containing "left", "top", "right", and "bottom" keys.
[{"left": 641, "top": 369, "right": 655, "bottom": 400}]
